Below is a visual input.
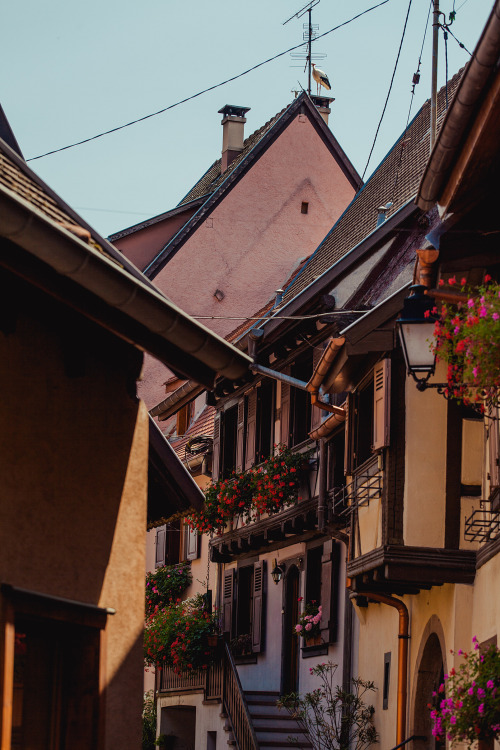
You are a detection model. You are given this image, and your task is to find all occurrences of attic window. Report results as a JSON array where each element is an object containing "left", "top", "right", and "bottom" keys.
[
  {"left": 301, "top": 202, "right": 309, "bottom": 214},
  {"left": 214, "top": 289, "right": 225, "bottom": 302}
]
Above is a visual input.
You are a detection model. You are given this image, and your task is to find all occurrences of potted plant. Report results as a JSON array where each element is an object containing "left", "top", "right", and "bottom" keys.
[
  {"left": 294, "top": 599, "right": 323, "bottom": 645},
  {"left": 432, "top": 275, "right": 500, "bottom": 411},
  {"left": 429, "top": 637, "right": 500, "bottom": 748},
  {"left": 230, "top": 633, "right": 253, "bottom": 657},
  {"left": 145, "top": 562, "right": 192, "bottom": 616}
]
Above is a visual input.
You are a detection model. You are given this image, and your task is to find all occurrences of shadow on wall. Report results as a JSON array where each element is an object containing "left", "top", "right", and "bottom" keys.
[{"left": 159, "top": 705, "right": 196, "bottom": 750}]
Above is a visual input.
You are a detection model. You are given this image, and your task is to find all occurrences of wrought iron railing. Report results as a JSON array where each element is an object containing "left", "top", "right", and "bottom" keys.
[
  {"left": 157, "top": 641, "right": 258, "bottom": 750},
  {"left": 464, "top": 503, "right": 500, "bottom": 543},
  {"left": 331, "top": 466, "right": 383, "bottom": 515},
  {"left": 222, "top": 642, "right": 259, "bottom": 750}
]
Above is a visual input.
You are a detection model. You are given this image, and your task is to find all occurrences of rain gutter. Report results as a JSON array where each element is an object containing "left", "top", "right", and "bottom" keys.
[
  {"left": 0, "top": 183, "right": 252, "bottom": 387},
  {"left": 416, "top": 0, "right": 500, "bottom": 211}
]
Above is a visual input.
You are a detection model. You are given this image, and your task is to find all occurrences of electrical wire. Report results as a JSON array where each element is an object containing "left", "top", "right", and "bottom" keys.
[
  {"left": 361, "top": 0, "right": 413, "bottom": 181},
  {"left": 191, "top": 311, "right": 366, "bottom": 321},
  {"left": 443, "top": 25, "right": 449, "bottom": 109},
  {"left": 26, "top": 0, "right": 390, "bottom": 162},
  {"left": 445, "top": 25, "right": 472, "bottom": 55},
  {"left": 390, "top": 0, "right": 432, "bottom": 202}
]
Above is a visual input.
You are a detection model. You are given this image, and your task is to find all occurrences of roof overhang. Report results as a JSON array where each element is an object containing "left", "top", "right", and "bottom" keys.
[
  {"left": 148, "top": 417, "right": 204, "bottom": 523},
  {"left": 0, "top": 181, "right": 252, "bottom": 389},
  {"left": 416, "top": 0, "right": 500, "bottom": 215}
]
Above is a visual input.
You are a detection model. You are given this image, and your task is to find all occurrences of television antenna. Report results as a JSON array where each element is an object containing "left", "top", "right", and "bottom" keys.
[{"left": 284, "top": 0, "right": 326, "bottom": 96}]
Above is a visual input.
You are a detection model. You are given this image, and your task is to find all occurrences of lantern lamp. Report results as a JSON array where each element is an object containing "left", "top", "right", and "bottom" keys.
[
  {"left": 271, "top": 558, "right": 284, "bottom": 585},
  {"left": 396, "top": 285, "right": 437, "bottom": 389}
]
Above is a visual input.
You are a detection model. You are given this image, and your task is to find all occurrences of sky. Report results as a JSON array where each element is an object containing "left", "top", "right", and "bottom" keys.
[{"left": 1, "top": 0, "right": 493, "bottom": 240}]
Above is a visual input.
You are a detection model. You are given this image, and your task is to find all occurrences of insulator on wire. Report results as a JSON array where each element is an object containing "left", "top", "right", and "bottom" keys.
[{"left": 412, "top": 72, "right": 420, "bottom": 85}]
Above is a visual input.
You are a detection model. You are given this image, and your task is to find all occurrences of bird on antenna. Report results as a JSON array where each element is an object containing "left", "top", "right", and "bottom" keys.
[{"left": 312, "top": 63, "right": 331, "bottom": 95}]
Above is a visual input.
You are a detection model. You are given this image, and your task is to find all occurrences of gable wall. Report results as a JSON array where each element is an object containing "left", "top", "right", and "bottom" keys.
[
  {"left": 141, "top": 115, "right": 356, "bottom": 410},
  {"left": 113, "top": 205, "right": 200, "bottom": 270}
]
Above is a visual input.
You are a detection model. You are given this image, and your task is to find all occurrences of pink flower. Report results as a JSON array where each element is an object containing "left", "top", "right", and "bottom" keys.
[
  {"left": 467, "top": 299, "right": 475, "bottom": 308},
  {"left": 493, "top": 312, "right": 499, "bottom": 321},
  {"left": 479, "top": 305, "right": 488, "bottom": 318},
  {"left": 487, "top": 680, "right": 494, "bottom": 689},
  {"left": 295, "top": 624, "right": 302, "bottom": 633},
  {"left": 468, "top": 687, "right": 475, "bottom": 696},
  {"left": 473, "top": 367, "right": 479, "bottom": 379},
  {"left": 305, "top": 623, "right": 313, "bottom": 631},
  {"left": 478, "top": 703, "right": 485, "bottom": 714}
]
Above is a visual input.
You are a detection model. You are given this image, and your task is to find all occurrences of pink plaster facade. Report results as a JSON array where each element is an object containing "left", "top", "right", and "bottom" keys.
[{"left": 116, "top": 112, "right": 357, "bottom": 412}]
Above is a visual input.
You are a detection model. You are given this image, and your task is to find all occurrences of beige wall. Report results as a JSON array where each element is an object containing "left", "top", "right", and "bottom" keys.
[
  {"left": 404, "top": 365, "right": 448, "bottom": 548},
  {"left": 0, "top": 280, "right": 148, "bottom": 750}
]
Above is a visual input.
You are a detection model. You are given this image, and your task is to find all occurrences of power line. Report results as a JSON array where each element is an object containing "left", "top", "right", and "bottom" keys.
[
  {"left": 444, "top": 24, "right": 472, "bottom": 55},
  {"left": 361, "top": 0, "right": 413, "bottom": 181},
  {"left": 191, "top": 311, "right": 366, "bottom": 321},
  {"left": 26, "top": 0, "right": 390, "bottom": 162}
]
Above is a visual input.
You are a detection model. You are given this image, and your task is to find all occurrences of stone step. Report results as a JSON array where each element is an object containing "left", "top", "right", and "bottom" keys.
[{"left": 252, "top": 717, "right": 304, "bottom": 730}]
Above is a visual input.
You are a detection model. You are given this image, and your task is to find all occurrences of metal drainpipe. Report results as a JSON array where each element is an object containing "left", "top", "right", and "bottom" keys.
[
  {"left": 351, "top": 592, "right": 409, "bottom": 748},
  {"left": 317, "top": 439, "right": 327, "bottom": 531}
]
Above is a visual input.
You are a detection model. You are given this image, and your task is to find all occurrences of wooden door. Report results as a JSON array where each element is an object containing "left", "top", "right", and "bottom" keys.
[{"left": 282, "top": 565, "right": 300, "bottom": 695}]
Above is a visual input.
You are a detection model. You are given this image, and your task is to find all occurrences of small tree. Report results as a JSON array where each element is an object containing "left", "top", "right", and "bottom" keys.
[{"left": 277, "top": 662, "right": 378, "bottom": 750}]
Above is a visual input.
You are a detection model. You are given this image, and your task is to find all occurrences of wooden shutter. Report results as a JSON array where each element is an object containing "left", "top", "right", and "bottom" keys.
[
  {"left": 488, "top": 409, "right": 500, "bottom": 498},
  {"left": 344, "top": 393, "right": 355, "bottom": 475},
  {"left": 155, "top": 525, "right": 166, "bottom": 568},
  {"left": 185, "top": 522, "right": 200, "bottom": 560},
  {"left": 245, "top": 390, "right": 257, "bottom": 469},
  {"left": 236, "top": 398, "right": 246, "bottom": 473},
  {"left": 280, "top": 376, "right": 291, "bottom": 447},
  {"left": 212, "top": 411, "right": 221, "bottom": 482},
  {"left": 373, "top": 359, "right": 391, "bottom": 450},
  {"left": 223, "top": 569, "right": 235, "bottom": 638},
  {"left": 319, "top": 540, "right": 340, "bottom": 643},
  {"left": 252, "top": 560, "right": 266, "bottom": 653},
  {"left": 311, "top": 346, "right": 324, "bottom": 432}
]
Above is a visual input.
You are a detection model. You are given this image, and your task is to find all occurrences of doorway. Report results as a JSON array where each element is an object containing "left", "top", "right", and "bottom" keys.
[
  {"left": 282, "top": 565, "right": 300, "bottom": 695},
  {"left": 413, "top": 632, "right": 445, "bottom": 750}
]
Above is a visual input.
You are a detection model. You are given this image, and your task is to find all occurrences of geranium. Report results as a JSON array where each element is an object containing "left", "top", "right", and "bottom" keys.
[
  {"left": 186, "top": 445, "right": 309, "bottom": 534},
  {"left": 295, "top": 600, "right": 323, "bottom": 640},
  {"left": 144, "top": 594, "right": 219, "bottom": 674},
  {"left": 145, "top": 562, "right": 192, "bottom": 616},
  {"left": 432, "top": 277, "right": 500, "bottom": 411},
  {"left": 430, "top": 638, "right": 500, "bottom": 747}
]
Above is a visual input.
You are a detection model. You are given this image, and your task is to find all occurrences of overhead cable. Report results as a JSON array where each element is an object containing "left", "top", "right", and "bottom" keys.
[
  {"left": 27, "top": 0, "right": 390, "bottom": 162},
  {"left": 361, "top": 0, "right": 413, "bottom": 181}
]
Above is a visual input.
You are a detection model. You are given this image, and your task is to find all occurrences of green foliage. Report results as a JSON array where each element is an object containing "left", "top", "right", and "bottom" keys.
[
  {"left": 186, "top": 445, "right": 310, "bottom": 534},
  {"left": 430, "top": 638, "right": 500, "bottom": 746},
  {"left": 277, "top": 662, "right": 378, "bottom": 750},
  {"left": 142, "top": 690, "right": 157, "bottom": 750},
  {"left": 230, "top": 633, "right": 252, "bottom": 656},
  {"left": 432, "top": 276, "right": 500, "bottom": 410},
  {"left": 144, "top": 594, "right": 218, "bottom": 674},
  {"left": 145, "top": 563, "right": 192, "bottom": 616}
]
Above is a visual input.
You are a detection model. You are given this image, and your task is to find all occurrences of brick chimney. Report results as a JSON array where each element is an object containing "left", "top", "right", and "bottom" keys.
[
  {"left": 218, "top": 105, "right": 250, "bottom": 172},
  {"left": 310, "top": 95, "right": 335, "bottom": 125}
]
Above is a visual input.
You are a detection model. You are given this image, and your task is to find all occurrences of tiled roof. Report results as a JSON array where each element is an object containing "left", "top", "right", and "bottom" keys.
[
  {"left": 177, "top": 107, "right": 288, "bottom": 206},
  {"left": 281, "top": 72, "right": 463, "bottom": 303},
  {"left": 170, "top": 405, "right": 215, "bottom": 463},
  {"left": 0, "top": 137, "right": 158, "bottom": 288}
]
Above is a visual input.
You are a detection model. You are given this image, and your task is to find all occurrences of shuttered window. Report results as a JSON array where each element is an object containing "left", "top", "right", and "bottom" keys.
[
  {"left": 155, "top": 525, "right": 166, "bottom": 568},
  {"left": 185, "top": 522, "right": 200, "bottom": 560},
  {"left": 245, "top": 390, "right": 258, "bottom": 470},
  {"left": 373, "top": 359, "right": 391, "bottom": 450},
  {"left": 319, "top": 540, "right": 340, "bottom": 643},
  {"left": 488, "top": 408, "right": 500, "bottom": 508},
  {"left": 251, "top": 560, "right": 266, "bottom": 653},
  {"left": 222, "top": 569, "right": 235, "bottom": 638},
  {"left": 212, "top": 412, "right": 221, "bottom": 483},
  {"left": 280, "top": 379, "right": 291, "bottom": 447}
]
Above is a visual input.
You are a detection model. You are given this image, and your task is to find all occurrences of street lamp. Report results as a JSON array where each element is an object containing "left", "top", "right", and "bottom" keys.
[
  {"left": 271, "top": 559, "right": 284, "bottom": 585},
  {"left": 396, "top": 285, "right": 437, "bottom": 390}
]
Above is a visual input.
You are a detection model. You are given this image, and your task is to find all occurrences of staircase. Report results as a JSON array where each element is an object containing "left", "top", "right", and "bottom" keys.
[{"left": 244, "top": 691, "right": 313, "bottom": 750}]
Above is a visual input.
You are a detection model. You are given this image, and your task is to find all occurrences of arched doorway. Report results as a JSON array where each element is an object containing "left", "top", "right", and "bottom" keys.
[
  {"left": 412, "top": 629, "right": 446, "bottom": 750},
  {"left": 282, "top": 565, "right": 300, "bottom": 695}
]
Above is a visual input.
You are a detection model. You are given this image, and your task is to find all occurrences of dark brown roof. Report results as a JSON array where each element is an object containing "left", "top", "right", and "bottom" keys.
[
  {"left": 0, "top": 136, "right": 159, "bottom": 289},
  {"left": 281, "top": 72, "right": 463, "bottom": 304}
]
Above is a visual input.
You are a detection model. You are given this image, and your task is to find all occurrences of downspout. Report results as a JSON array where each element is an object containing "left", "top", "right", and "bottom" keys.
[
  {"left": 350, "top": 592, "right": 409, "bottom": 748},
  {"left": 317, "top": 439, "right": 327, "bottom": 531},
  {"left": 306, "top": 337, "right": 345, "bottom": 413}
]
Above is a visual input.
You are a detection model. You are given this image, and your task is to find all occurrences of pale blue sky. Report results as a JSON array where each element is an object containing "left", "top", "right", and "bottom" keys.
[{"left": 2, "top": 0, "right": 492, "bottom": 238}]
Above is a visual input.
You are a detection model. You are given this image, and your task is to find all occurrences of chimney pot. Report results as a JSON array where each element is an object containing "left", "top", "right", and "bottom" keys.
[
  {"left": 218, "top": 104, "right": 250, "bottom": 172},
  {"left": 310, "top": 95, "right": 335, "bottom": 125}
]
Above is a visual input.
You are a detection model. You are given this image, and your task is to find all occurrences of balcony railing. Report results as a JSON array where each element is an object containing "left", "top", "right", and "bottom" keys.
[
  {"left": 157, "top": 641, "right": 258, "bottom": 750},
  {"left": 331, "top": 462, "right": 383, "bottom": 515},
  {"left": 465, "top": 503, "right": 500, "bottom": 543}
]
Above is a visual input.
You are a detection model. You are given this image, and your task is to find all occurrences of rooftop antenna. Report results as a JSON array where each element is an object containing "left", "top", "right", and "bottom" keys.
[{"left": 283, "top": 0, "right": 324, "bottom": 96}]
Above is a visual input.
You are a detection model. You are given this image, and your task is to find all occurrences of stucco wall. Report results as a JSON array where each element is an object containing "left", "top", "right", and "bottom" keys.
[
  {"left": 158, "top": 692, "right": 229, "bottom": 750},
  {"left": 404, "top": 364, "right": 448, "bottom": 548},
  {"left": 0, "top": 278, "right": 148, "bottom": 750}
]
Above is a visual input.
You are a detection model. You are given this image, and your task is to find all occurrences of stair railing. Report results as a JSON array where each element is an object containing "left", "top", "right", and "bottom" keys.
[
  {"left": 388, "top": 736, "right": 427, "bottom": 749},
  {"left": 221, "top": 641, "right": 259, "bottom": 750}
]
